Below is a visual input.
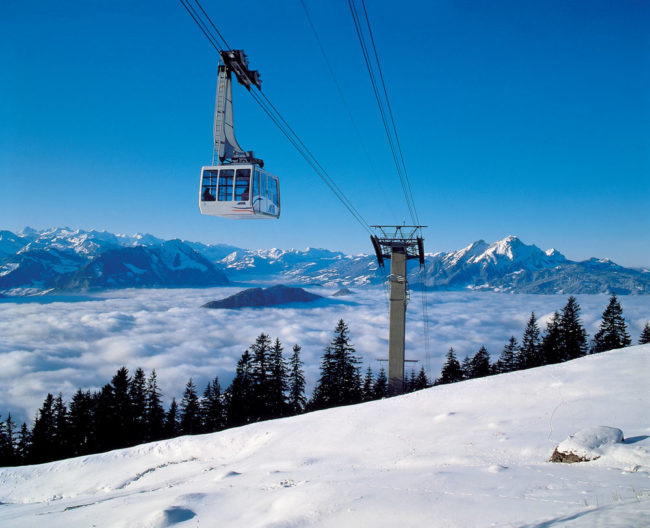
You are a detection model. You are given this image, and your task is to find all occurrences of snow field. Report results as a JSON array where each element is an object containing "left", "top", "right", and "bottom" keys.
[{"left": 0, "top": 345, "right": 649, "bottom": 527}]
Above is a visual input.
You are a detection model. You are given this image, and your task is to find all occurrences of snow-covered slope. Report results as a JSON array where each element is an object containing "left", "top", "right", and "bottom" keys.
[{"left": 1, "top": 346, "right": 648, "bottom": 527}]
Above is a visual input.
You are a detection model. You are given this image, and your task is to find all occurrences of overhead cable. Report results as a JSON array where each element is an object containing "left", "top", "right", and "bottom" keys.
[
  {"left": 180, "top": 0, "right": 373, "bottom": 235},
  {"left": 347, "top": 0, "right": 420, "bottom": 225},
  {"left": 300, "top": 0, "right": 392, "bottom": 214}
]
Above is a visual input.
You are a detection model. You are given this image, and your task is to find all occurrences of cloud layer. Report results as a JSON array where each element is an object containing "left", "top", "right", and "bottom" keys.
[{"left": 1, "top": 287, "right": 648, "bottom": 424}]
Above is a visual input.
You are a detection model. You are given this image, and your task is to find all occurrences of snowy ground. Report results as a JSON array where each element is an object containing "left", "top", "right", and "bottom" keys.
[
  {"left": 1, "top": 345, "right": 649, "bottom": 527},
  {"left": 1, "top": 287, "right": 648, "bottom": 424}
]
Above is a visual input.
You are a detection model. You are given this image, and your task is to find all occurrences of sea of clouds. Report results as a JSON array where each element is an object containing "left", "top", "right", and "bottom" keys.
[{"left": 1, "top": 286, "right": 648, "bottom": 424}]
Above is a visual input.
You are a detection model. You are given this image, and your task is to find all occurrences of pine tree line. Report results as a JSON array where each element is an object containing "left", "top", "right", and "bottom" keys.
[
  {"left": 2, "top": 297, "right": 643, "bottom": 467},
  {"left": 0, "top": 319, "right": 431, "bottom": 468},
  {"left": 435, "top": 294, "right": 641, "bottom": 386}
]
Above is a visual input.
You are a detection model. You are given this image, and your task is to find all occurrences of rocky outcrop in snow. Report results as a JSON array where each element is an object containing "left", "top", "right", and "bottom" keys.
[{"left": 550, "top": 426, "right": 625, "bottom": 463}]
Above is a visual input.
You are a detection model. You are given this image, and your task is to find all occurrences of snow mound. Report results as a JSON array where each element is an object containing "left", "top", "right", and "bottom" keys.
[{"left": 551, "top": 426, "right": 623, "bottom": 462}]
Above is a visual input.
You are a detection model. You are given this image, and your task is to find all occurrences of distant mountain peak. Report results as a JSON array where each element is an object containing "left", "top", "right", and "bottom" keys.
[{"left": 1, "top": 228, "right": 647, "bottom": 295}]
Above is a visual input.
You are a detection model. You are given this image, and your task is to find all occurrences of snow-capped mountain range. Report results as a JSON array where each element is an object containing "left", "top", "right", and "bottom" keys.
[{"left": 0, "top": 228, "right": 648, "bottom": 295}]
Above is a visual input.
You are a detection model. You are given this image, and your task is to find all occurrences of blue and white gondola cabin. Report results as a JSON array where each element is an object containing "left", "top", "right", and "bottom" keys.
[{"left": 199, "top": 164, "right": 280, "bottom": 219}]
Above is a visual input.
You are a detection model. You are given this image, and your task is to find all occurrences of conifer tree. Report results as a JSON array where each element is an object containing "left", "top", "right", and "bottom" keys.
[
  {"left": 106, "top": 366, "right": 134, "bottom": 448},
  {"left": 201, "top": 377, "right": 224, "bottom": 433},
  {"left": 145, "top": 370, "right": 166, "bottom": 442},
  {"left": 362, "top": 366, "right": 374, "bottom": 401},
  {"left": 164, "top": 398, "right": 180, "bottom": 438},
  {"left": 413, "top": 366, "right": 429, "bottom": 391},
  {"left": 592, "top": 294, "right": 631, "bottom": 353},
  {"left": 311, "top": 319, "right": 361, "bottom": 409},
  {"left": 68, "top": 389, "right": 95, "bottom": 456},
  {"left": 518, "top": 312, "right": 542, "bottom": 368},
  {"left": 30, "top": 393, "right": 56, "bottom": 463},
  {"left": 469, "top": 346, "right": 491, "bottom": 378},
  {"left": 461, "top": 354, "right": 473, "bottom": 380},
  {"left": 437, "top": 348, "right": 464, "bottom": 384},
  {"left": 559, "top": 296, "right": 588, "bottom": 360},
  {"left": 541, "top": 312, "right": 563, "bottom": 365},
  {"left": 226, "top": 350, "right": 254, "bottom": 426},
  {"left": 129, "top": 367, "right": 147, "bottom": 445},
  {"left": 640, "top": 322, "right": 650, "bottom": 345},
  {"left": 496, "top": 337, "right": 519, "bottom": 373},
  {"left": 406, "top": 369, "right": 417, "bottom": 392},
  {"left": 180, "top": 378, "right": 202, "bottom": 435},
  {"left": 268, "top": 338, "right": 288, "bottom": 418},
  {"left": 16, "top": 423, "right": 31, "bottom": 465},
  {"left": 0, "top": 417, "right": 7, "bottom": 465},
  {"left": 312, "top": 345, "right": 336, "bottom": 408},
  {"left": 93, "top": 384, "right": 115, "bottom": 452},
  {"left": 250, "top": 334, "right": 273, "bottom": 420},
  {"left": 287, "top": 344, "right": 307, "bottom": 414},
  {"left": 53, "top": 393, "right": 70, "bottom": 458},
  {"left": 0, "top": 414, "right": 16, "bottom": 466},
  {"left": 373, "top": 367, "right": 388, "bottom": 399}
]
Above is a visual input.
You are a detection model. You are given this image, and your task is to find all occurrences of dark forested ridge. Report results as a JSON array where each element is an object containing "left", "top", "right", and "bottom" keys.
[{"left": 201, "top": 285, "right": 322, "bottom": 309}]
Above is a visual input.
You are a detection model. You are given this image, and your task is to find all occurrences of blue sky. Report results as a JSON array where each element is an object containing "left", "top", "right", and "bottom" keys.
[{"left": 1, "top": 0, "right": 648, "bottom": 266}]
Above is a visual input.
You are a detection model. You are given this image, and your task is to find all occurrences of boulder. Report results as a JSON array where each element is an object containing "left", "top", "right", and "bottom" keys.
[{"left": 550, "top": 426, "right": 624, "bottom": 463}]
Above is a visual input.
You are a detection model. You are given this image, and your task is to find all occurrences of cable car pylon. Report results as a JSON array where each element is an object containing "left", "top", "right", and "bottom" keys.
[{"left": 371, "top": 225, "right": 425, "bottom": 395}]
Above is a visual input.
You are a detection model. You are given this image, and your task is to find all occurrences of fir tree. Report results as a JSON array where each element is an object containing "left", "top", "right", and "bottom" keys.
[
  {"left": 640, "top": 322, "right": 650, "bottom": 345},
  {"left": 362, "top": 366, "right": 374, "bottom": 401},
  {"left": 437, "top": 348, "right": 463, "bottom": 384},
  {"left": 129, "top": 367, "right": 147, "bottom": 445},
  {"left": 53, "top": 393, "right": 70, "bottom": 458},
  {"left": 145, "top": 370, "right": 166, "bottom": 442},
  {"left": 496, "top": 337, "right": 519, "bottom": 373},
  {"left": 93, "top": 384, "right": 115, "bottom": 452},
  {"left": 406, "top": 369, "right": 417, "bottom": 392},
  {"left": 268, "top": 338, "right": 288, "bottom": 418},
  {"left": 164, "top": 398, "right": 180, "bottom": 438},
  {"left": 460, "top": 354, "right": 472, "bottom": 380},
  {"left": 0, "top": 414, "right": 16, "bottom": 466},
  {"left": 311, "top": 319, "right": 361, "bottom": 409},
  {"left": 413, "top": 367, "right": 429, "bottom": 390},
  {"left": 469, "top": 346, "right": 491, "bottom": 378},
  {"left": 312, "top": 343, "right": 335, "bottom": 409},
  {"left": 592, "top": 294, "right": 631, "bottom": 353},
  {"left": 559, "top": 296, "right": 588, "bottom": 360},
  {"left": 106, "top": 366, "right": 134, "bottom": 448},
  {"left": 518, "top": 312, "right": 542, "bottom": 368},
  {"left": 250, "top": 334, "right": 273, "bottom": 421},
  {"left": 541, "top": 312, "right": 563, "bottom": 365},
  {"left": 180, "top": 378, "right": 202, "bottom": 435},
  {"left": 201, "top": 377, "right": 224, "bottom": 433},
  {"left": 0, "top": 417, "right": 7, "bottom": 465},
  {"left": 16, "top": 423, "right": 31, "bottom": 465},
  {"left": 30, "top": 393, "right": 56, "bottom": 463},
  {"left": 226, "top": 350, "right": 254, "bottom": 426},
  {"left": 68, "top": 389, "right": 95, "bottom": 456},
  {"left": 287, "top": 344, "right": 307, "bottom": 414},
  {"left": 373, "top": 367, "right": 388, "bottom": 399}
]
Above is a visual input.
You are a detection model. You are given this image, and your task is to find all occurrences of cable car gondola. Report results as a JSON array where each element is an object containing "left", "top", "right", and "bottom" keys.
[
  {"left": 199, "top": 163, "right": 280, "bottom": 219},
  {"left": 199, "top": 50, "right": 280, "bottom": 219}
]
